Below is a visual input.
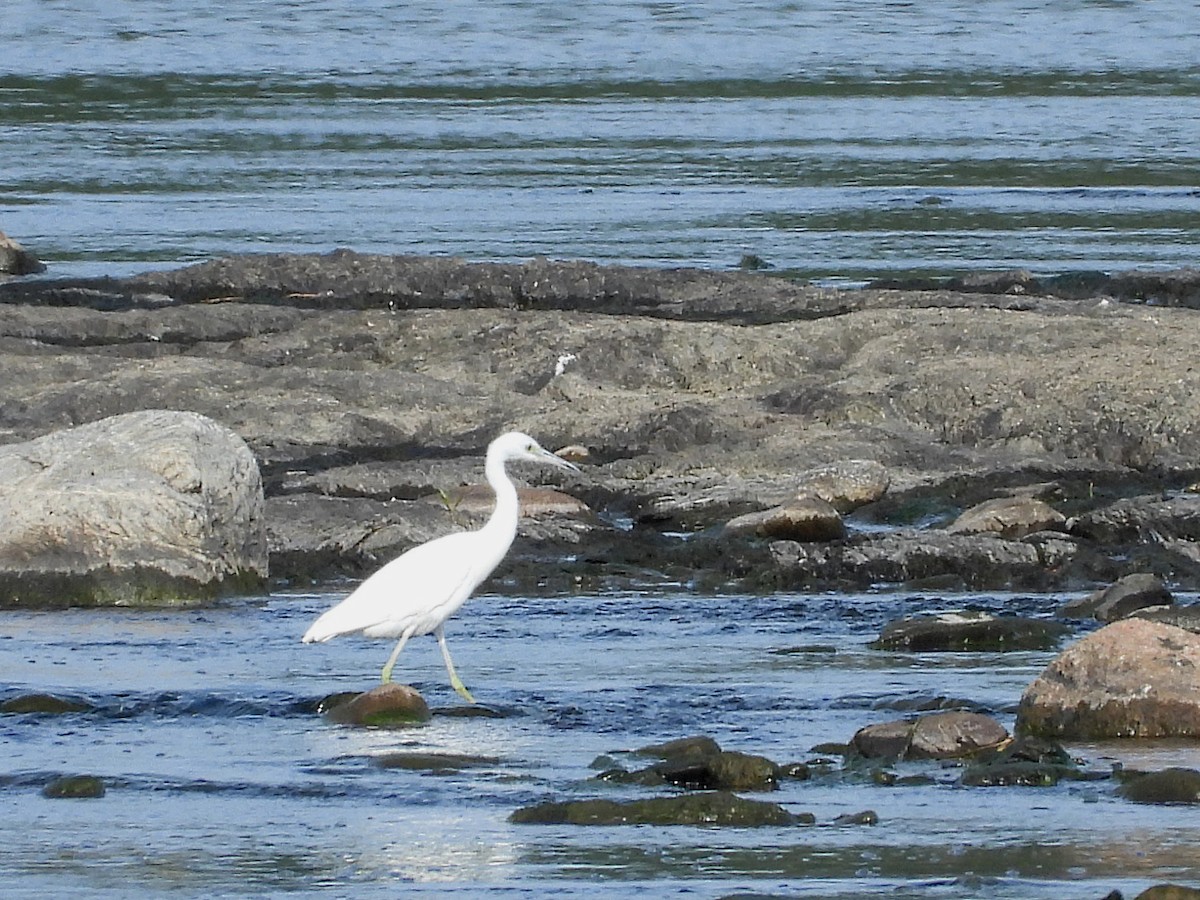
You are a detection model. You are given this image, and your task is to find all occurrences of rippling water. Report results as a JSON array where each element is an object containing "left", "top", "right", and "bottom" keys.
[
  {"left": 3, "top": 590, "right": 1200, "bottom": 898},
  {"left": 3, "top": 1, "right": 1199, "bottom": 282}
]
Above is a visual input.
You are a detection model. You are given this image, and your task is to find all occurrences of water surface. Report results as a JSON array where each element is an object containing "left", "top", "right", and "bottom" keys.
[
  {"left": 2, "top": 1, "right": 1198, "bottom": 283},
  {"left": 2, "top": 590, "right": 1199, "bottom": 898}
]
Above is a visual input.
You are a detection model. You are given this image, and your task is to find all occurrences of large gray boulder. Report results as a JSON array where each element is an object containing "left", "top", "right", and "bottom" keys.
[{"left": 0, "top": 410, "right": 267, "bottom": 606}]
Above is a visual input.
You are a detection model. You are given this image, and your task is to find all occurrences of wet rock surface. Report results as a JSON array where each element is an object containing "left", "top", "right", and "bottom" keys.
[
  {"left": 870, "top": 611, "right": 1070, "bottom": 652},
  {"left": 509, "top": 790, "right": 804, "bottom": 826},
  {"left": 5, "top": 254, "right": 1200, "bottom": 597},
  {"left": 320, "top": 683, "right": 432, "bottom": 727},
  {"left": 1115, "top": 767, "right": 1200, "bottom": 805},
  {"left": 1017, "top": 618, "right": 1200, "bottom": 739},
  {"left": 850, "top": 711, "right": 1009, "bottom": 761}
]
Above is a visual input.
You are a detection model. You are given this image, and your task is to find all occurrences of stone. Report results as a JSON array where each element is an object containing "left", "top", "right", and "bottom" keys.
[
  {"left": 436, "top": 484, "right": 590, "bottom": 518},
  {"left": 0, "top": 231, "right": 45, "bottom": 276},
  {"left": 1016, "top": 618, "right": 1200, "bottom": 739},
  {"left": 42, "top": 775, "right": 105, "bottom": 799},
  {"left": 724, "top": 496, "right": 845, "bottom": 541},
  {"left": 870, "top": 610, "right": 1070, "bottom": 652},
  {"left": 1059, "top": 573, "right": 1173, "bottom": 622},
  {"left": 1116, "top": 768, "right": 1200, "bottom": 804},
  {"left": 600, "top": 748, "right": 780, "bottom": 792},
  {"left": 851, "top": 711, "right": 1008, "bottom": 761},
  {"left": 948, "top": 496, "right": 1066, "bottom": 539},
  {"left": 959, "top": 735, "right": 1084, "bottom": 787},
  {"left": 0, "top": 692, "right": 93, "bottom": 714},
  {"left": 793, "top": 459, "right": 890, "bottom": 513},
  {"left": 0, "top": 410, "right": 267, "bottom": 607},
  {"left": 372, "top": 752, "right": 498, "bottom": 771},
  {"left": 634, "top": 734, "right": 722, "bottom": 759},
  {"left": 508, "top": 791, "right": 803, "bottom": 826},
  {"left": 1135, "top": 886, "right": 1200, "bottom": 900},
  {"left": 322, "top": 683, "right": 431, "bottom": 727}
]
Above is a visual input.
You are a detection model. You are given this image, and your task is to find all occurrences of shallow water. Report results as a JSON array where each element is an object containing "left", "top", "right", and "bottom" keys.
[
  {"left": 3, "top": 1, "right": 1199, "bottom": 283},
  {"left": 2, "top": 589, "right": 1199, "bottom": 898}
]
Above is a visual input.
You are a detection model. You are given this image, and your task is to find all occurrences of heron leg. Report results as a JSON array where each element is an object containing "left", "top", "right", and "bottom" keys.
[
  {"left": 435, "top": 625, "right": 476, "bottom": 704},
  {"left": 380, "top": 632, "right": 412, "bottom": 684}
]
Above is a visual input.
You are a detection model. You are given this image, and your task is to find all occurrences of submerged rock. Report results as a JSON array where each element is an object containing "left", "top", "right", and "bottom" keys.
[
  {"left": 1132, "top": 885, "right": 1200, "bottom": 900},
  {"left": 0, "top": 410, "right": 267, "bottom": 607},
  {"left": 509, "top": 790, "right": 803, "bottom": 826},
  {"left": 372, "top": 752, "right": 499, "bottom": 771},
  {"left": 1116, "top": 768, "right": 1200, "bottom": 805},
  {"left": 1017, "top": 618, "right": 1200, "bottom": 739},
  {"left": 0, "top": 692, "right": 93, "bottom": 714},
  {"left": 42, "top": 774, "right": 106, "bottom": 799},
  {"left": 870, "top": 610, "right": 1070, "bottom": 652},
  {"left": 321, "top": 683, "right": 431, "bottom": 727}
]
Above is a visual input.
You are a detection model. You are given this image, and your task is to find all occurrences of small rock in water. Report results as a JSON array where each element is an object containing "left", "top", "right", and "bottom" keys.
[
  {"left": 42, "top": 775, "right": 106, "bottom": 799},
  {"left": 831, "top": 809, "right": 879, "bottom": 826},
  {"left": 851, "top": 711, "right": 1009, "bottom": 761},
  {"left": 322, "top": 683, "right": 431, "bottom": 727},
  {"left": 509, "top": 791, "right": 803, "bottom": 826},
  {"left": 870, "top": 610, "right": 1069, "bottom": 652},
  {"left": 633, "top": 734, "right": 722, "bottom": 760},
  {"left": 0, "top": 692, "right": 93, "bottom": 714},
  {"left": 1059, "top": 573, "right": 1173, "bottom": 622},
  {"left": 372, "top": 752, "right": 499, "bottom": 772},
  {"left": 1116, "top": 768, "right": 1200, "bottom": 805}
]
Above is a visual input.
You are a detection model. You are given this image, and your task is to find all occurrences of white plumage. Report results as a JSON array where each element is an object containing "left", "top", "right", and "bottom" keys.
[{"left": 302, "top": 431, "right": 578, "bottom": 702}]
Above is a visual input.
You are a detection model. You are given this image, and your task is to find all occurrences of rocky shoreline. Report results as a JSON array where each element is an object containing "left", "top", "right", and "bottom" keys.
[{"left": 4, "top": 252, "right": 1200, "bottom": 598}]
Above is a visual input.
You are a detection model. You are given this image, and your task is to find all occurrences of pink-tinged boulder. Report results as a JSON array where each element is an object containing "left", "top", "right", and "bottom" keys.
[{"left": 1016, "top": 618, "right": 1200, "bottom": 739}]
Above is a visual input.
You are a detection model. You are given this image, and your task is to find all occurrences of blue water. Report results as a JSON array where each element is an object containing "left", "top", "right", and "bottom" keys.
[
  {"left": 2, "top": 0, "right": 1199, "bottom": 283},
  {"left": 2, "top": 590, "right": 1200, "bottom": 898}
]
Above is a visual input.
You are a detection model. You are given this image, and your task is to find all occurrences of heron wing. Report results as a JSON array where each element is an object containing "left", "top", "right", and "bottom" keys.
[{"left": 301, "top": 530, "right": 487, "bottom": 642}]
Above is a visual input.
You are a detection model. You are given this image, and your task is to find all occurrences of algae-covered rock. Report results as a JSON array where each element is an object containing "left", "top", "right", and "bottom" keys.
[
  {"left": 322, "top": 683, "right": 431, "bottom": 727},
  {"left": 42, "top": 775, "right": 106, "bottom": 799},
  {"left": 0, "top": 692, "right": 93, "bottom": 714},
  {"left": 509, "top": 790, "right": 802, "bottom": 826},
  {"left": 1116, "top": 768, "right": 1200, "bottom": 805},
  {"left": 871, "top": 611, "right": 1069, "bottom": 652}
]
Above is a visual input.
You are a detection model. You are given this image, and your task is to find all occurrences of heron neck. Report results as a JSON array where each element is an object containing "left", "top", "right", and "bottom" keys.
[{"left": 482, "top": 454, "right": 520, "bottom": 543}]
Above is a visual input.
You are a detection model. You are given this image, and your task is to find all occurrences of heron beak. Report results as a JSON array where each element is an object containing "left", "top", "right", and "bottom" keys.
[{"left": 543, "top": 448, "right": 581, "bottom": 472}]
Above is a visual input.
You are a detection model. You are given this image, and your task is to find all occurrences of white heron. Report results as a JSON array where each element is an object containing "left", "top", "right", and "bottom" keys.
[{"left": 302, "top": 431, "right": 580, "bottom": 703}]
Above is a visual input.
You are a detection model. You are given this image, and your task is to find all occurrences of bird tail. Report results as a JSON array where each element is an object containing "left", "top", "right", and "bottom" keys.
[{"left": 302, "top": 609, "right": 342, "bottom": 643}]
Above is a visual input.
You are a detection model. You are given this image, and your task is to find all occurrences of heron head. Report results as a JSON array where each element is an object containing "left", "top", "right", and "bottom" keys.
[{"left": 491, "top": 431, "right": 580, "bottom": 472}]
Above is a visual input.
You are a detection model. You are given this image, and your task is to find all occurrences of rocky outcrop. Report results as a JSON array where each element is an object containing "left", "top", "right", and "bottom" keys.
[
  {"left": 1016, "top": 618, "right": 1200, "bottom": 739},
  {"left": 509, "top": 790, "right": 804, "bottom": 826},
  {"left": 6, "top": 254, "right": 1200, "bottom": 594},
  {"left": 0, "top": 410, "right": 267, "bottom": 607}
]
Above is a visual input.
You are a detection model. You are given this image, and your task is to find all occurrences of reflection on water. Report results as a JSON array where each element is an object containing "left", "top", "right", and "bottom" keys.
[{"left": 1, "top": 591, "right": 1199, "bottom": 898}]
